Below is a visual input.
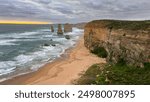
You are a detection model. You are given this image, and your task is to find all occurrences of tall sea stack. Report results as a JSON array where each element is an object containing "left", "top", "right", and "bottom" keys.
[
  {"left": 50, "top": 25, "right": 54, "bottom": 32},
  {"left": 57, "top": 24, "right": 63, "bottom": 35},
  {"left": 64, "top": 23, "right": 72, "bottom": 32}
]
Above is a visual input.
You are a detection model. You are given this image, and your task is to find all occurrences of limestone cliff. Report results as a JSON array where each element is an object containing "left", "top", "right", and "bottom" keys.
[
  {"left": 64, "top": 23, "right": 72, "bottom": 32},
  {"left": 57, "top": 24, "right": 63, "bottom": 35},
  {"left": 50, "top": 25, "right": 54, "bottom": 32},
  {"left": 84, "top": 20, "right": 150, "bottom": 67}
]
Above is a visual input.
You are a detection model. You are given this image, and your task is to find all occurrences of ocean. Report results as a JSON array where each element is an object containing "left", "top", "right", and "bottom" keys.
[{"left": 0, "top": 24, "right": 83, "bottom": 82}]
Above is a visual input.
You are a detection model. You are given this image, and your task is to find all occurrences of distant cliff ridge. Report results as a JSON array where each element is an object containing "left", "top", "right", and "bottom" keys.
[
  {"left": 84, "top": 20, "right": 150, "bottom": 67},
  {"left": 73, "top": 23, "right": 87, "bottom": 29}
]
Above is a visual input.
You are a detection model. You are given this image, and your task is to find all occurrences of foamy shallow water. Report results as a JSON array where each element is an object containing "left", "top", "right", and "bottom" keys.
[{"left": 0, "top": 26, "right": 83, "bottom": 81}]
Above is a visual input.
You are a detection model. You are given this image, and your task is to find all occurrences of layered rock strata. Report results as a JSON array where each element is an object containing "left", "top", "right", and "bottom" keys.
[{"left": 84, "top": 20, "right": 150, "bottom": 67}]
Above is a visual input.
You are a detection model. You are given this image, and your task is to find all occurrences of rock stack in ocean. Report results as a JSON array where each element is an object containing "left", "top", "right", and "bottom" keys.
[
  {"left": 57, "top": 24, "right": 63, "bottom": 35},
  {"left": 64, "top": 23, "right": 72, "bottom": 32},
  {"left": 50, "top": 25, "right": 54, "bottom": 32},
  {"left": 65, "top": 35, "right": 70, "bottom": 40}
]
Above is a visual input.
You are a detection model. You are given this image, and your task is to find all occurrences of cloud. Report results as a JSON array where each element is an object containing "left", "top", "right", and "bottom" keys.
[{"left": 0, "top": 0, "right": 150, "bottom": 23}]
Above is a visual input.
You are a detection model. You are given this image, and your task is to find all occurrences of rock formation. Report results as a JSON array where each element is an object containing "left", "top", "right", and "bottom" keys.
[
  {"left": 57, "top": 24, "right": 63, "bottom": 35},
  {"left": 51, "top": 44, "right": 56, "bottom": 46},
  {"left": 65, "top": 35, "right": 70, "bottom": 40},
  {"left": 43, "top": 43, "right": 49, "bottom": 46},
  {"left": 50, "top": 25, "right": 54, "bottom": 32},
  {"left": 64, "top": 23, "right": 72, "bottom": 32},
  {"left": 84, "top": 20, "right": 150, "bottom": 67}
]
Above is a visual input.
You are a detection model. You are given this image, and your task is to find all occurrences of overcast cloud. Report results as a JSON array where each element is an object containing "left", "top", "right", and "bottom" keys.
[{"left": 0, "top": 0, "right": 150, "bottom": 23}]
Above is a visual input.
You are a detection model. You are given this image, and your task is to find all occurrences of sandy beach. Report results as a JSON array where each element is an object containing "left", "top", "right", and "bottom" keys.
[{"left": 0, "top": 35, "right": 106, "bottom": 85}]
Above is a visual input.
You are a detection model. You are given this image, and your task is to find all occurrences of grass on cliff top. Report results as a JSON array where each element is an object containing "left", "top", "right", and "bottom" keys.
[
  {"left": 76, "top": 62, "right": 150, "bottom": 85},
  {"left": 89, "top": 20, "right": 150, "bottom": 30}
]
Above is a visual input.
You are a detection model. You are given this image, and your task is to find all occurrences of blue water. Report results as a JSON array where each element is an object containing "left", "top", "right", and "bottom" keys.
[{"left": 0, "top": 24, "right": 83, "bottom": 81}]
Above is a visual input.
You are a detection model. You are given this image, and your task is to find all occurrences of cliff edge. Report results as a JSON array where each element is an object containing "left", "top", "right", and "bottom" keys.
[{"left": 84, "top": 20, "right": 150, "bottom": 67}]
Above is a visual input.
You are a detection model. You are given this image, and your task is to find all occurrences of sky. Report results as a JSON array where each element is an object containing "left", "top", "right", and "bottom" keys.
[{"left": 0, "top": 0, "right": 150, "bottom": 24}]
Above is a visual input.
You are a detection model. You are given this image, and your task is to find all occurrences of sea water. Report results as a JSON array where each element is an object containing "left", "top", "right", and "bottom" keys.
[{"left": 0, "top": 24, "right": 83, "bottom": 81}]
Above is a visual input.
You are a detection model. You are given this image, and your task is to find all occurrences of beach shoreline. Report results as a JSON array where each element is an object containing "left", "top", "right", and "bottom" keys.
[{"left": 0, "top": 35, "right": 106, "bottom": 85}]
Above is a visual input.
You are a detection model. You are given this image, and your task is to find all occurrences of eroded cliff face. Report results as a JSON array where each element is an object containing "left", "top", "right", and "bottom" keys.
[
  {"left": 57, "top": 24, "right": 63, "bottom": 35},
  {"left": 84, "top": 20, "right": 150, "bottom": 67},
  {"left": 64, "top": 23, "right": 72, "bottom": 32},
  {"left": 50, "top": 25, "right": 54, "bottom": 32}
]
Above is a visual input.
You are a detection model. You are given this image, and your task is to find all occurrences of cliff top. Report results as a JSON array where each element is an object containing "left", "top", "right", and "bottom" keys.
[{"left": 86, "top": 20, "right": 150, "bottom": 30}]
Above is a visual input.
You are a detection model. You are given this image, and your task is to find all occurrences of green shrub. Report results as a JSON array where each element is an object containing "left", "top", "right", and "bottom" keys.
[
  {"left": 144, "top": 62, "right": 150, "bottom": 69},
  {"left": 76, "top": 64, "right": 101, "bottom": 85},
  {"left": 117, "top": 58, "right": 126, "bottom": 66},
  {"left": 77, "top": 62, "right": 150, "bottom": 85},
  {"left": 91, "top": 47, "right": 108, "bottom": 58},
  {"left": 96, "top": 63, "right": 150, "bottom": 85}
]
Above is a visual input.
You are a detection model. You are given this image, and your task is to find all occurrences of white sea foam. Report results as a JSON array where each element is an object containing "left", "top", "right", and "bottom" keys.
[
  {"left": 0, "top": 32, "right": 35, "bottom": 39},
  {"left": 0, "top": 68, "right": 16, "bottom": 76},
  {"left": 0, "top": 61, "right": 16, "bottom": 75},
  {"left": 0, "top": 29, "right": 51, "bottom": 43},
  {"left": 67, "top": 28, "right": 84, "bottom": 35},
  {"left": 13, "top": 45, "right": 57, "bottom": 70},
  {"left": 30, "top": 63, "right": 45, "bottom": 71},
  {"left": 0, "top": 27, "right": 83, "bottom": 78},
  {"left": 0, "top": 61, "right": 16, "bottom": 69},
  {"left": 17, "top": 28, "right": 82, "bottom": 70},
  {"left": 15, "top": 54, "right": 34, "bottom": 65},
  {"left": 16, "top": 32, "right": 37, "bottom": 36},
  {"left": 0, "top": 39, "right": 19, "bottom": 45}
]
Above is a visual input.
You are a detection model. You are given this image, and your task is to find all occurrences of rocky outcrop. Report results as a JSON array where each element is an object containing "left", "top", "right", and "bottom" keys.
[
  {"left": 65, "top": 35, "right": 70, "bottom": 40},
  {"left": 84, "top": 20, "right": 150, "bottom": 67},
  {"left": 57, "top": 24, "right": 63, "bottom": 35},
  {"left": 50, "top": 25, "right": 54, "bottom": 32},
  {"left": 64, "top": 23, "right": 72, "bottom": 32},
  {"left": 43, "top": 43, "right": 49, "bottom": 46}
]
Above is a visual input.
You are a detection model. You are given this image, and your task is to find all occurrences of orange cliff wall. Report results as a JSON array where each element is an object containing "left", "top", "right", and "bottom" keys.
[{"left": 84, "top": 20, "right": 150, "bottom": 67}]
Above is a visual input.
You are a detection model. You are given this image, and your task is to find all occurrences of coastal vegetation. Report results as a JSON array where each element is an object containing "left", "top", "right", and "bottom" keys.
[
  {"left": 91, "top": 47, "right": 108, "bottom": 58},
  {"left": 77, "top": 62, "right": 150, "bottom": 85},
  {"left": 90, "top": 20, "right": 150, "bottom": 30}
]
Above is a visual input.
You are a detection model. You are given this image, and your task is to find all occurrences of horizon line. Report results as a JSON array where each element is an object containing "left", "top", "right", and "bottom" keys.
[{"left": 0, "top": 20, "right": 52, "bottom": 24}]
